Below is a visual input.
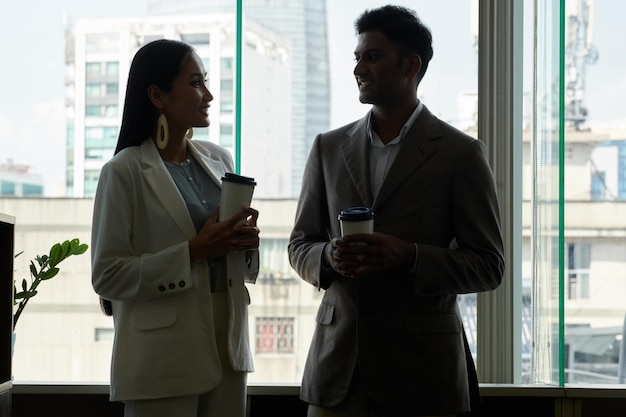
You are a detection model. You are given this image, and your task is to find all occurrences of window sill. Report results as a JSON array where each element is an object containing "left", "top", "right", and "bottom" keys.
[{"left": 11, "top": 382, "right": 626, "bottom": 398}]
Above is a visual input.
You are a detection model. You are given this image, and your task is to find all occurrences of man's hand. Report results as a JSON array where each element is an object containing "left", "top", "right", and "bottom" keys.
[
  {"left": 332, "top": 232, "right": 416, "bottom": 279},
  {"left": 324, "top": 237, "right": 353, "bottom": 277}
]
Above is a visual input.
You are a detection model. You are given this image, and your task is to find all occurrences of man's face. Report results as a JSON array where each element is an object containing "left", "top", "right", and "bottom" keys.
[{"left": 353, "top": 30, "right": 413, "bottom": 107}]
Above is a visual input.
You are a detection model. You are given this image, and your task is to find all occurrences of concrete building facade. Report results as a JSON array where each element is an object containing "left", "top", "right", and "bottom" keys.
[{"left": 65, "top": 14, "right": 292, "bottom": 199}]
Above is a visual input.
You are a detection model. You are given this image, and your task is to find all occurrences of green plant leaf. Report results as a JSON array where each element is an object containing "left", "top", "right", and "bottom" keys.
[
  {"left": 29, "top": 262, "right": 38, "bottom": 278},
  {"left": 61, "top": 240, "right": 71, "bottom": 258},
  {"left": 14, "top": 290, "right": 37, "bottom": 300},
  {"left": 13, "top": 237, "right": 89, "bottom": 328},
  {"left": 49, "top": 243, "right": 63, "bottom": 267},
  {"left": 40, "top": 267, "right": 60, "bottom": 280},
  {"left": 35, "top": 255, "right": 48, "bottom": 268},
  {"left": 74, "top": 243, "right": 88, "bottom": 255}
]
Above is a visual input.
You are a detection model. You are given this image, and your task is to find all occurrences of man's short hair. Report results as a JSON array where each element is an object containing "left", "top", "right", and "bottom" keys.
[{"left": 354, "top": 5, "right": 433, "bottom": 83}]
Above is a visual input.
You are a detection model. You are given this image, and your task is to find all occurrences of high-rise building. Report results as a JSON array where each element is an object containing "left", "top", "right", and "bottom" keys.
[
  {"left": 65, "top": 14, "right": 291, "bottom": 198},
  {"left": 147, "top": 0, "right": 331, "bottom": 197}
]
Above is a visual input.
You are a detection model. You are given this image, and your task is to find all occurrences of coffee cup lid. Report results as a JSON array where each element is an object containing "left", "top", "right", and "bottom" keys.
[
  {"left": 338, "top": 206, "right": 374, "bottom": 221},
  {"left": 222, "top": 172, "right": 257, "bottom": 186}
]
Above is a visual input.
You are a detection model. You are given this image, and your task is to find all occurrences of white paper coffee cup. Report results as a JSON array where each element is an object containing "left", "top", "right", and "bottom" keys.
[
  {"left": 338, "top": 207, "right": 374, "bottom": 236},
  {"left": 220, "top": 173, "right": 256, "bottom": 225}
]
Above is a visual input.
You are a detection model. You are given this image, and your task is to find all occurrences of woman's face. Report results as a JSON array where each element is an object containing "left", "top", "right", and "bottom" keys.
[{"left": 161, "top": 51, "right": 213, "bottom": 134}]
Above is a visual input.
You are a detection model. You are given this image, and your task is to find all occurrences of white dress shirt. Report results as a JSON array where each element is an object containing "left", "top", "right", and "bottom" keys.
[{"left": 366, "top": 100, "right": 424, "bottom": 271}]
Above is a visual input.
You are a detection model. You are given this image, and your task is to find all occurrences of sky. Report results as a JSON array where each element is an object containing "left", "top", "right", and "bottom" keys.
[
  {"left": 1, "top": 1, "right": 625, "bottom": 195},
  {"left": 0, "top": 0, "right": 147, "bottom": 194}
]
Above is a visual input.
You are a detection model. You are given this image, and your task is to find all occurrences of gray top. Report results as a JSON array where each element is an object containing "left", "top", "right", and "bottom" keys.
[
  {"left": 164, "top": 154, "right": 221, "bottom": 232},
  {"left": 165, "top": 154, "right": 226, "bottom": 291}
]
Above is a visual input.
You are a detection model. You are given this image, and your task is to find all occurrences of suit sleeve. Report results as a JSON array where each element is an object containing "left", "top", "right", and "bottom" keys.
[
  {"left": 413, "top": 139, "right": 505, "bottom": 295},
  {"left": 288, "top": 134, "right": 342, "bottom": 290}
]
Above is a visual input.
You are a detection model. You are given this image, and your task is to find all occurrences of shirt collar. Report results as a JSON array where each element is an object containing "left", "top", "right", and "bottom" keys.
[{"left": 368, "top": 100, "right": 424, "bottom": 148}]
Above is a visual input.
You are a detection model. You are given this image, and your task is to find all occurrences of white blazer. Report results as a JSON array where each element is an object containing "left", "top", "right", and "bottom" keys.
[{"left": 91, "top": 138, "right": 258, "bottom": 401}]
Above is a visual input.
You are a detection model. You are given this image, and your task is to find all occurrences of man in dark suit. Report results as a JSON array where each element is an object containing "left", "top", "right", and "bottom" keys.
[{"left": 288, "top": 5, "right": 504, "bottom": 417}]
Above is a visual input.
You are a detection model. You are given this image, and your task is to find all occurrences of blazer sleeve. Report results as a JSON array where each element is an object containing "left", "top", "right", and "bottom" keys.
[{"left": 91, "top": 158, "right": 193, "bottom": 301}]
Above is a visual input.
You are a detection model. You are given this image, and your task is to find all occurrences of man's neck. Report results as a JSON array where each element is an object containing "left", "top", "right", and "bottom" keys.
[{"left": 371, "top": 100, "right": 418, "bottom": 144}]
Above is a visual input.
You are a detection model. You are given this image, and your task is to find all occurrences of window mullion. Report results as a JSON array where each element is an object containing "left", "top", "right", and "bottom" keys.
[{"left": 476, "top": 0, "right": 524, "bottom": 384}]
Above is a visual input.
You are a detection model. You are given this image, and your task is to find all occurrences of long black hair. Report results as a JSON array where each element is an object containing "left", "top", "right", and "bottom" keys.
[
  {"left": 101, "top": 40, "right": 194, "bottom": 316},
  {"left": 114, "top": 39, "right": 194, "bottom": 155}
]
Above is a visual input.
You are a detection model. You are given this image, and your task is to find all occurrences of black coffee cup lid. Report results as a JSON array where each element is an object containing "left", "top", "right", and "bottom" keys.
[
  {"left": 338, "top": 206, "right": 374, "bottom": 221},
  {"left": 222, "top": 172, "right": 257, "bottom": 186}
]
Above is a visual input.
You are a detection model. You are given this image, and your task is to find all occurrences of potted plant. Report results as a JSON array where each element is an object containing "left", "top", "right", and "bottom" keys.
[{"left": 13, "top": 238, "right": 89, "bottom": 328}]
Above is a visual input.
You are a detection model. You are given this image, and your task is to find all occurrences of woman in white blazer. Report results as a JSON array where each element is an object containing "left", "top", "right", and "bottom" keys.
[{"left": 91, "top": 39, "right": 260, "bottom": 417}]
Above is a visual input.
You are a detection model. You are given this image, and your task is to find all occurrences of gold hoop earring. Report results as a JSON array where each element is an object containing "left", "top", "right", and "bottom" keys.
[
  {"left": 156, "top": 114, "right": 169, "bottom": 150},
  {"left": 186, "top": 128, "right": 193, "bottom": 139}
]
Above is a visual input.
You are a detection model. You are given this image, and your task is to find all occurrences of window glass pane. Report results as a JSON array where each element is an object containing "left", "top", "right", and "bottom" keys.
[
  {"left": 95, "top": 328, "right": 114, "bottom": 342},
  {"left": 3, "top": 0, "right": 481, "bottom": 387},
  {"left": 527, "top": 0, "right": 562, "bottom": 386},
  {"left": 104, "top": 104, "right": 118, "bottom": 117},
  {"left": 255, "top": 317, "right": 295, "bottom": 354},
  {"left": 105, "top": 61, "right": 119, "bottom": 76},
  {"left": 181, "top": 32, "right": 211, "bottom": 46},
  {"left": 220, "top": 123, "right": 233, "bottom": 148},
  {"left": 563, "top": 0, "right": 626, "bottom": 385},
  {"left": 85, "top": 83, "right": 101, "bottom": 97},
  {"left": 22, "top": 184, "right": 44, "bottom": 196},
  {"left": 105, "top": 83, "right": 118, "bottom": 95},
  {"left": 85, "top": 105, "right": 101, "bottom": 117},
  {"left": 1, "top": 182, "right": 15, "bottom": 196},
  {"left": 85, "top": 62, "right": 101, "bottom": 76},
  {"left": 220, "top": 78, "right": 233, "bottom": 113},
  {"left": 242, "top": 0, "right": 478, "bottom": 384}
]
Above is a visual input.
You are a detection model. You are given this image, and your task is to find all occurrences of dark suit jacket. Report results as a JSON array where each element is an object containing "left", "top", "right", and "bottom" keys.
[{"left": 288, "top": 105, "right": 504, "bottom": 416}]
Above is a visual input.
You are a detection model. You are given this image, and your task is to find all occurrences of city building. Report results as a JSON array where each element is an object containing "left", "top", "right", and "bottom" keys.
[
  {"left": 65, "top": 14, "right": 292, "bottom": 198},
  {"left": 146, "top": 0, "right": 331, "bottom": 197},
  {"left": 0, "top": 160, "right": 43, "bottom": 197}
]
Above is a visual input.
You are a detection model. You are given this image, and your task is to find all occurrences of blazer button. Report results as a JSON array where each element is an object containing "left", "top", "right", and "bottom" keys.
[
  {"left": 168, "top": 282, "right": 176, "bottom": 290},
  {"left": 179, "top": 280, "right": 186, "bottom": 288},
  {"left": 158, "top": 285, "right": 166, "bottom": 292}
]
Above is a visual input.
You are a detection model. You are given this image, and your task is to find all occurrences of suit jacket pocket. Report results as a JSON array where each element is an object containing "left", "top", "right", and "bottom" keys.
[
  {"left": 134, "top": 307, "right": 177, "bottom": 331},
  {"left": 405, "top": 313, "right": 461, "bottom": 334},
  {"left": 316, "top": 302, "right": 334, "bottom": 325}
]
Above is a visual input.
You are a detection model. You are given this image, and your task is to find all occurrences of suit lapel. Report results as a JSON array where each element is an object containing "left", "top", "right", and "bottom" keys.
[
  {"left": 140, "top": 140, "right": 197, "bottom": 239},
  {"left": 372, "top": 106, "right": 440, "bottom": 211},
  {"left": 341, "top": 114, "right": 374, "bottom": 208}
]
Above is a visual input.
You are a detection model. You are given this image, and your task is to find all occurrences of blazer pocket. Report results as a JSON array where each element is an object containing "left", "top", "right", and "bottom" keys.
[
  {"left": 316, "top": 302, "right": 334, "bottom": 325},
  {"left": 134, "top": 307, "right": 177, "bottom": 331},
  {"left": 405, "top": 313, "right": 461, "bottom": 334}
]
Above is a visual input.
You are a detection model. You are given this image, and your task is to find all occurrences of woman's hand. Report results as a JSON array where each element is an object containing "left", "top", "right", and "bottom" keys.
[{"left": 189, "top": 206, "right": 260, "bottom": 261}]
